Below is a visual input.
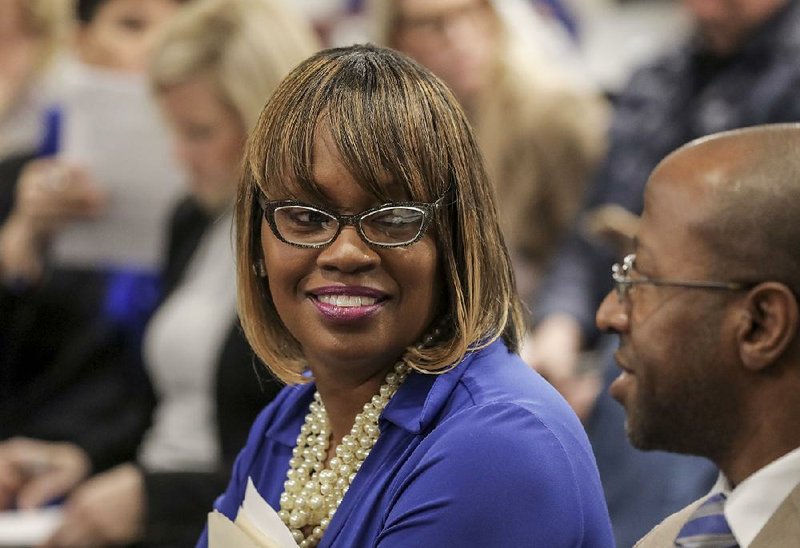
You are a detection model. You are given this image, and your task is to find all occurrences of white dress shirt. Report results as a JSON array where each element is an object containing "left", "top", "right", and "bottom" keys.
[{"left": 710, "top": 446, "right": 800, "bottom": 547}]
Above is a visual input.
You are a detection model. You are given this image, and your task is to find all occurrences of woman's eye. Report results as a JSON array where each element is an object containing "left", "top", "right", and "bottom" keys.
[
  {"left": 284, "top": 209, "right": 334, "bottom": 231},
  {"left": 293, "top": 210, "right": 327, "bottom": 224},
  {"left": 371, "top": 209, "right": 422, "bottom": 227},
  {"left": 117, "top": 16, "right": 147, "bottom": 32}
]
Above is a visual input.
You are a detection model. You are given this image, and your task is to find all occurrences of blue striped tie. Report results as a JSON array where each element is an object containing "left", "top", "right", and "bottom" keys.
[{"left": 674, "top": 493, "right": 739, "bottom": 547}]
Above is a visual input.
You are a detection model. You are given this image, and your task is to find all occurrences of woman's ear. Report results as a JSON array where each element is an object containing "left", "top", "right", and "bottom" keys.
[{"left": 737, "top": 282, "right": 799, "bottom": 371}]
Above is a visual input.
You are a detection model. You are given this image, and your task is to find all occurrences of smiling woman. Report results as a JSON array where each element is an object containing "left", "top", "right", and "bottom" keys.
[{"left": 199, "top": 44, "right": 615, "bottom": 548}]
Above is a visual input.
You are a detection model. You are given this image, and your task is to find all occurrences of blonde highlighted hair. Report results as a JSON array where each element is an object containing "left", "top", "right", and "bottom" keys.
[
  {"left": 149, "top": 0, "right": 319, "bottom": 129},
  {"left": 236, "top": 44, "right": 524, "bottom": 385}
]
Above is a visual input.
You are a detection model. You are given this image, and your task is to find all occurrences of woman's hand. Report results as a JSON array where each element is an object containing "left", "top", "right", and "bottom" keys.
[
  {"left": 0, "top": 158, "right": 107, "bottom": 283},
  {"left": 41, "top": 463, "right": 145, "bottom": 548},
  {"left": 0, "top": 437, "right": 91, "bottom": 510}
]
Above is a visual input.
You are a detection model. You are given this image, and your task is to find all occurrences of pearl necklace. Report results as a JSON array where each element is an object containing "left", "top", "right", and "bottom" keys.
[{"left": 278, "top": 361, "right": 410, "bottom": 547}]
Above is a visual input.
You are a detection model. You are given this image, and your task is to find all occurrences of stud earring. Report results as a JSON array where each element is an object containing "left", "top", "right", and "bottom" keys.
[{"left": 253, "top": 259, "right": 267, "bottom": 277}]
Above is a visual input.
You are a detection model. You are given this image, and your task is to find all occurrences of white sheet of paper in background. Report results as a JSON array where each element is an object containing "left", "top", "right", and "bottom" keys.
[
  {"left": 51, "top": 62, "right": 184, "bottom": 270},
  {"left": 0, "top": 507, "right": 63, "bottom": 546}
]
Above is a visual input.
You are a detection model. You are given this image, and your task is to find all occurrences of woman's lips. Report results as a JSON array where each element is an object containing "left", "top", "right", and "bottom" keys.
[{"left": 308, "top": 286, "right": 388, "bottom": 323}]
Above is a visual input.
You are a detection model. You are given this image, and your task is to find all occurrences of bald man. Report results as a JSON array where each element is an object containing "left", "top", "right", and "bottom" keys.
[{"left": 596, "top": 124, "right": 800, "bottom": 547}]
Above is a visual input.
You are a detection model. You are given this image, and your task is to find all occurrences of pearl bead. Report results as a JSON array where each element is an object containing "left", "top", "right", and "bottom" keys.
[
  {"left": 308, "top": 494, "right": 323, "bottom": 510},
  {"left": 289, "top": 509, "right": 308, "bottom": 529}
]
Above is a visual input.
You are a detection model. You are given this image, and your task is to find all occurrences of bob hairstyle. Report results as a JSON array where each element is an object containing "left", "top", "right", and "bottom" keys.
[
  {"left": 236, "top": 44, "right": 524, "bottom": 385},
  {"left": 148, "top": 0, "right": 319, "bottom": 130}
]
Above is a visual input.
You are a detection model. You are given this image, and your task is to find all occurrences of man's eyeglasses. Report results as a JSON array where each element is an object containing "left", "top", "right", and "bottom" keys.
[
  {"left": 257, "top": 193, "right": 447, "bottom": 249},
  {"left": 611, "top": 253, "right": 751, "bottom": 303}
]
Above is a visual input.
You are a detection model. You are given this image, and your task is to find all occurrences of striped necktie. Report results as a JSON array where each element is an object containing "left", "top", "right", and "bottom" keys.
[{"left": 675, "top": 493, "right": 739, "bottom": 547}]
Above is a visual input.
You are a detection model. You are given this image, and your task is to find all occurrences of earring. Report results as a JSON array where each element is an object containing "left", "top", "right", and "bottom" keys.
[
  {"left": 253, "top": 259, "right": 267, "bottom": 277},
  {"left": 420, "top": 315, "right": 451, "bottom": 348}
]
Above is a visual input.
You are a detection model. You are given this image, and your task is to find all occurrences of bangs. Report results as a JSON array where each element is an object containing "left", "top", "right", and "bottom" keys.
[{"left": 246, "top": 45, "right": 460, "bottom": 206}]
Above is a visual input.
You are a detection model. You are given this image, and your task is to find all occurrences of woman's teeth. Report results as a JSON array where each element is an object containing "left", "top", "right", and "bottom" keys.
[{"left": 317, "top": 295, "right": 378, "bottom": 307}]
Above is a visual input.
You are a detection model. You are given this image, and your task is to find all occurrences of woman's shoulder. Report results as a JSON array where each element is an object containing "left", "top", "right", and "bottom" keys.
[{"left": 432, "top": 342, "right": 591, "bottom": 458}]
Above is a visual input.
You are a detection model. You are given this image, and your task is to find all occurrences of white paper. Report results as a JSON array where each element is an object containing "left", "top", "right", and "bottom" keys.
[
  {"left": 209, "top": 511, "right": 263, "bottom": 548},
  {"left": 0, "top": 507, "right": 63, "bottom": 546},
  {"left": 238, "top": 478, "right": 299, "bottom": 548},
  {"left": 51, "top": 62, "right": 184, "bottom": 270}
]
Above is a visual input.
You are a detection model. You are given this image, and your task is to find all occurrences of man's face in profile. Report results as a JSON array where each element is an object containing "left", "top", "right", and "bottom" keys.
[{"left": 599, "top": 157, "right": 740, "bottom": 456}]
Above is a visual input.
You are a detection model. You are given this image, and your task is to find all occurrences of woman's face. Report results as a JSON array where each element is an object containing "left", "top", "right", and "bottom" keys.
[
  {"left": 159, "top": 77, "right": 246, "bottom": 212},
  {"left": 75, "top": 0, "right": 180, "bottom": 73},
  {"left": 260, "top": 127, "right": 443, "bottom": 377},
  {"left": 392, "top": 0, "right": 497, "bottom": 107}
]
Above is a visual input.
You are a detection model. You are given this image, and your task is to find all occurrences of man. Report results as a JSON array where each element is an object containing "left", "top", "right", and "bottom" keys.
[
  {"left": 528, "top": 2, "right": 800, "bottom": 542},
  {"left": 597, "top": 124, "right": 800, "bottom": 547}
]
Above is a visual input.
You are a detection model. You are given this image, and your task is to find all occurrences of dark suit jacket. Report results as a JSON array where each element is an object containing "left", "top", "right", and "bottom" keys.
[{"left": 636, "top": 483, "right": 800, "bottom": 547}]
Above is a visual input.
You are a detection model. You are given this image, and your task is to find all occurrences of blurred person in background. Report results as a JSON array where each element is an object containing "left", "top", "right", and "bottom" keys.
[
  {"left": 0, "top": 0, "right": 187, "bottom": 482},
  {"left": 526, "top": 0, "right": 800, "bottom": 545},
  {"left": 0, "top": 0, "right": 319, "bottom": 546},
  {"left": 369, "top": 0, "right": 608, "bottom": 303},
  {"left": 0, "top": 0, "right": 68, "bottom": 161}
]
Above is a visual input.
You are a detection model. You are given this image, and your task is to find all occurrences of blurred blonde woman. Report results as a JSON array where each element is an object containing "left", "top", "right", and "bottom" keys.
[
  {"left": 369, "top": 0, "right": 608, "bottom": 301},
  {"left": 0, "top": 1, "right": 318, "bottom": 546},
  {"left": 0, "top": 0, "right": 68, "bottom": 159}
]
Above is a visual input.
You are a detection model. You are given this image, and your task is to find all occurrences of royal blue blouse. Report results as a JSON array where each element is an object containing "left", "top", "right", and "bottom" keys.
[{"left": 198, "top": 340, "right": 614, "bottom": 547}]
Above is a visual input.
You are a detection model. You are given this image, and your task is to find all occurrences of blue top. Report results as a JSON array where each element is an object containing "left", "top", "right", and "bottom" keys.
[{"left": 197, "top": 340, "right": 614, "bottom": 547}]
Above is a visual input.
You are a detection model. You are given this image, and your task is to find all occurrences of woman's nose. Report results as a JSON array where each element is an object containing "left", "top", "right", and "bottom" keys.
[{"left": 316, "top": 225, "right": 380, "bottom": 273}]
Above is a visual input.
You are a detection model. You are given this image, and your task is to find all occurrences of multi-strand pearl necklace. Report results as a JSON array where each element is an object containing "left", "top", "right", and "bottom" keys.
[{"left": 278, "top": 361, "right": 410, "bottom": 547}]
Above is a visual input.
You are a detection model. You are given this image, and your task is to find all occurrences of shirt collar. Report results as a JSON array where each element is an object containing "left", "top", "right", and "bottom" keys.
[
  {"left": 263, "top": 340, "right": 500, "bottom": 443},
  {"left": 265, "top": 383, "right": 315, "bottom": 447},
  {"left": 716, "top": 446, "right": 800, "bottom": 547},
  {"left": 381, "top": 342, "right": 494, "bottom": 434}
]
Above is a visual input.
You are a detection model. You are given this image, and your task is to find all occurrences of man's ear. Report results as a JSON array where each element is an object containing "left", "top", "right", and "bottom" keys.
[{"left": 737, "top": 282, "right": 799, "bottom": 371}]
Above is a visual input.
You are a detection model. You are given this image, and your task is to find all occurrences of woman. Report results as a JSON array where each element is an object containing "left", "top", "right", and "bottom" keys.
[
  {"left": 0, "top": 1, "right": 318, "bottom": 546},
  {"left": 201, "top": 44, "right": 613, "bottom": 547},
  {"left": 0, "top": 0, "right": 67, "bottom": 160},
  {"left": 369, "top": 0, "right": 608, "bottom": 301}
]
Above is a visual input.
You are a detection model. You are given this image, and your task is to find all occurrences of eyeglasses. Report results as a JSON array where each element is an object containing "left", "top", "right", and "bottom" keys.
[
  {"left": 611, "top": 253, "right": 751, "bottom": 303},
  {"left": 257, "top": 193, "right": 447, "bottom": 249}
]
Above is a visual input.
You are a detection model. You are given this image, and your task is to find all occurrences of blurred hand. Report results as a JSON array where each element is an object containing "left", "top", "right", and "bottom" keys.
[
  {"left": 0, "top": 159, "right": 107, "bottom": 283},
  {"left": 41, "top": 463, "right": 145, "bottom": 548},
  {"left": 13, "top": 158, "right": 107, "bottom": 235},
  {"left": 522, "top": 314, "right": 601, "bottom": 421},
  {"left": 0, "top": 438, "right": 91, "bottom": 511}
]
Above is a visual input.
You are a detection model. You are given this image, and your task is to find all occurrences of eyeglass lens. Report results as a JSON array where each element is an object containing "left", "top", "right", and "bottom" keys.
[{"left": 273, "top": 205, "right": 426, "bottom": 246}]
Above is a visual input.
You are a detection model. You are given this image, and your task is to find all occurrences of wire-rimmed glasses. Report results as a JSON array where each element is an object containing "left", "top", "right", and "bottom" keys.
[{"left": 611, "top": 253, "right": 752, "bottom": 303}]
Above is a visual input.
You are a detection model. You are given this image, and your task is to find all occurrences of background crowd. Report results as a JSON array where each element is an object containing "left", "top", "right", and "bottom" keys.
[{"left": 1, "top": 0, "right": 799, "bottom": 546}]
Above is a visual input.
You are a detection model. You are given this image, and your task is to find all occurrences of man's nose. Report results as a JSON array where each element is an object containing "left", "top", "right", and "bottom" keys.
[{"left": 596, "top": 290, "right": 629, "bottom": 334}]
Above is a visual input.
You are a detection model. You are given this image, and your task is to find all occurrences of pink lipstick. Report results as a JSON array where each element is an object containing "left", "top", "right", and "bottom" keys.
[{"left": 309, "top": 286, "right": 388, "bottom": 323}]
